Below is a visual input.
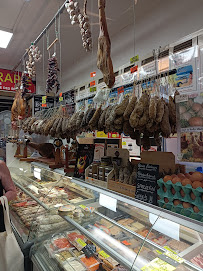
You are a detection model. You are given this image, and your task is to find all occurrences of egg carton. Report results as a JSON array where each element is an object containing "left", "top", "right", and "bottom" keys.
[
  {"left": 158, "top": 199, "right": 203, "bottom": 222},
  {"left": 157, "top": 178, "right": 203, "bottom": 208}
]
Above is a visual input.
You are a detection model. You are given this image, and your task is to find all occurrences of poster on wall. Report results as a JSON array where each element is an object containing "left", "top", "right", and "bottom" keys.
[
  {"left": 170, "top": 46, "right": 198, "bottom": 93},
  {"left": 0, "top": 69, "right": 36, "bottom": 93},
  {"left": 74, "top": 144, "right": 95, "bottom": 179},
  {"left": 176, "top": 92, "right": 203, "bottom": 163}
]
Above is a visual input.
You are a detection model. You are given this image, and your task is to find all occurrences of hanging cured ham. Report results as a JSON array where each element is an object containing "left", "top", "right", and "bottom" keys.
[{"left": 97, "top": 0, "right": 115, "bottom": 88}]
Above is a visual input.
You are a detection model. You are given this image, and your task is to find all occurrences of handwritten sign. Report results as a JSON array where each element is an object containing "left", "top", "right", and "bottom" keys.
[{"left": 135, "top": 163, "right": 159, "bottom": 205}]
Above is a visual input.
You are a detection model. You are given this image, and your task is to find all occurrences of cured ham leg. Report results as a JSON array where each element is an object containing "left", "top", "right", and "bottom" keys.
[{"left": 97, "top": 0, "right": 115, "bottom": 88}]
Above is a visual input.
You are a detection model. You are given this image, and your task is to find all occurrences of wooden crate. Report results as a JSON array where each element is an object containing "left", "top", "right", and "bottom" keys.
[
  {"left": 108, "top": 180, "right": 136, "bottom": 198},
  {"left": 85, "top": 164, "right": 114, "bottom": 189}
]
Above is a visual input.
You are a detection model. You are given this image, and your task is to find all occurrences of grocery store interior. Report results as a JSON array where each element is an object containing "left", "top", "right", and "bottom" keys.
[{"left": 0, "top": 0, "right": 203, "bottom": 271}]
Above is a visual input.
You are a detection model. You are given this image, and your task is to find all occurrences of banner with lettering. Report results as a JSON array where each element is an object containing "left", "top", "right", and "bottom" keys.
[{"left": 0, "top": 68, "right": 36, "bottom": 93}]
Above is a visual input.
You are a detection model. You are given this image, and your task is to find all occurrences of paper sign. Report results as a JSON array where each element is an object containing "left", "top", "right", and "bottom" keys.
[
  {"left": 131, "top": 65, "right": 138, "bottom": 73},
  {"left": 90, "top": 72, "right": 96, "bottom": 77},
  {"left": 59, "top": 96, "right": 63, "bottom": 102},
  {"left": 98, "top": 250, "right": 110, "bottom": 259},
  {"left": 149, "top": 214, "right": 180, "bottom": 241},
  {"left": 42, "top": 96, "right": 47, "bottom": 104},
  {"left": 76, "top": 238, "right": 87, "bottom": 248},
  {"left": 130, "top": 55, "right": 139, "bottom": 64},
  {"left": 141, "top": 258, "right": 176, "bottom": 271},
  {"left": 164, "top": 251, "right": 184, "bottom": 264},
  {"left": 96, "top": 131, "right": 108, "bottom": 138},
  {"left": 99, "top": 193, "right": 117, "bottom": 212},
  {"left": 90, "top": 86, "right": 96, "bottom": 92},
  {"left": 175, "top": 94, "right": 188, "bottom": 103},
  {"left": 90, "top": 81, "right": 96, "bottom": 87}
]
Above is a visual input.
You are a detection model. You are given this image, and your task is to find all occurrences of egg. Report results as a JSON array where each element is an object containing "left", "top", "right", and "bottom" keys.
[
  {"left": 192, "top": 181, "right": 203, "bottom": 189},
  {"left": 184, "top": 173, "right": 191, "bottom": 179},
  {"left": 177, "top": 173, "right": 185, "bottom": 180},
  {"left": 180, "top": 189, "right": 185, "bottom": 197},
  {"left": 193, "top": 206, "right": 200, "bottom": 213},
  {"left": 191, "top": 172, "right": 203, "bottom": 182},
  {"left": 181, "top": 178, "right": 192, "bottom": 186},
  {"left": 172, "top": 177, "right": 181, "bottom": 184},
  {"left": 171, "top": 188, "right": 176, "bottom": 195},
  {"left": 183, "top": 202, "right": 192, "bottom": 209},
  {"left": 173, "top": 200, "right": 181, "bottom": 206},
  {"left": 164, "top": 198, "right": 169, "bottom": 203},
  {"left": 190, "top": 192, "right": 196, "bottom": 200},
  {"left": 163, "top": 175, "right": 172, "bottom": 182},
  {"left": 171, "top": 174, "right": 177, "bottom": 179},
  {"left": 163, "top": 187, "right": 167, "bottom": 193}
]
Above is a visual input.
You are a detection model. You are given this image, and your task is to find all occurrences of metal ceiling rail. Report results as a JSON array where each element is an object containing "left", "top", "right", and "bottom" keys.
[{"left": 12, "top": 0, "right": 69, "bottom": 72}]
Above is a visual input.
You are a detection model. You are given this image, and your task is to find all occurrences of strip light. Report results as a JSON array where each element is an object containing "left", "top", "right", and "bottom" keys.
[{"left": 0, "top": 30, "right": 13, "bottom": 48}]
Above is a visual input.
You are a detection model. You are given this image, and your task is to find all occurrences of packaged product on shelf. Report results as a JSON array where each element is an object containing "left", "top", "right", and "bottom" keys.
[
  {"left": 191, "top": 253, "right": 203, "bottom": 269},
  {"left": 80, "top": 256, "right": 100, "bottom": 271},
  {"left": 71, "top": 248, "right": 85, "bottom": 258},
  {"left": 66, "top": 231, "right": 87, "bottom": 251},
  {"left": 51, "top": 234, "right": 74, "bottom": 251},
  {"left": 63, "top": 259, "right": 86, "bottom": 271},
  {"left": 58, "top": 204, "right": 76, "bottom": 216},
  {"left": 166, "top": 239, "right": 190, "bottom": 253},
  {"left": 54, "top": 250, "right": 74, "bottom": 263}
]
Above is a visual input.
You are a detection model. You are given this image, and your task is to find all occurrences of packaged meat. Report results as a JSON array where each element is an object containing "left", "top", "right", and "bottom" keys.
[
  {"left": 66, "top": 231, "right": 87, "bottom": 251},
  {"left": 98, "top": 250, "right": 119, "bottom": 270},
  {"left": 138, "top": 229, "right": 156, "bottom": 240},
  {"left": 109, "top": 226, "right": 121, "bottom": 236},
  {"left": 68, "top": 259, "right": 86, "bottom": 271},
  {"left": 131, "top": 222, "right": 145, "bottom": 231},
  {"left": 54, "top": 250, "right": 74, "bottom": 263},
  {"left": 167, "top": 239, "right": 190, "bottom": 253},
  {"left": 58, "top": 205, "right": 76, "bottom": 216},
  {"left": 191, "top": 253, "right": 203, "bottom": 269},
  {"left": 71, "top": 248, "right": 84, "bottom": 258},
  {"left": 100, "top": 218, "right": 113, "bottom": 229},
  {"left": 52, "top": 234, "right": 73, "bottom": 251},
  {"left": 80, "top": 256, "right": 100, "bottom": 271}
]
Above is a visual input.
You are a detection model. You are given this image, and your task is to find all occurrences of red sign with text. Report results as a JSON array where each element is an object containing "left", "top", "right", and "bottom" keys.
[{"left": 0, "top": 68, "right": 36, "bottom": 93}]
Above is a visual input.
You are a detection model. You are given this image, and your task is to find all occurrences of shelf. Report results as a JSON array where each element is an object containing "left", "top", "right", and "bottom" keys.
[{"left": 70, "top": 177, "right": 203, "bottom": 234}]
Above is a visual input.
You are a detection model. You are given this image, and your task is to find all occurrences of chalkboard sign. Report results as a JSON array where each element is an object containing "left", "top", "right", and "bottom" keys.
[{"left": 135, "top": 163, "right": 159, "bottom": 205}]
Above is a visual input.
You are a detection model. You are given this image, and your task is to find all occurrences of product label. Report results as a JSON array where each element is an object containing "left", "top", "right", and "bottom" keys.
[
  {"left": 99, "top": 250, "right": 110, "bottom": 259},
  {"left": 131, "top": 65, "right": 138, "bottom": 73},
  {"left": 90, "top": 72, "right": 96, "bottom": 78},
  {"left": 90, "top": 86, "right": 97, "bottom": 92},
  {"left": 76, "top": 238, "right": 87, "bottom": 248},
  {"left": 164, "top": 251, "right": 184, "bottom": 264},
  {"left": 130, "top": 55, "right": 139, "bottom": 64},
  {"left": 90, "top": 81, "right": 96, "bottom": 87},
  {"left": 175, "top": 94, "right": 188, "bottom": 103},
  {"left": 79, "top": 205, "right": 86, "bottom": 209},
  {"left": 141, "top": 258, "right": 176, "bottom": 271}
]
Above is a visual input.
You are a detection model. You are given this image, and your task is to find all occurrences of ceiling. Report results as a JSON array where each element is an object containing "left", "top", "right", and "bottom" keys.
[{"left": 0, "top": 0, "right": 158, "bottom": 111}]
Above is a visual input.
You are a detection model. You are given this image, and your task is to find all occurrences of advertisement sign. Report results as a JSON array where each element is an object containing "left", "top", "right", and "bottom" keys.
[{"left": 0, "top": 69, "right": 36, "bottom": 93}]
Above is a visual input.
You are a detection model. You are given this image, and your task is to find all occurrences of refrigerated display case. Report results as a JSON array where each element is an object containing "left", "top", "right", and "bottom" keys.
[{"left": 9, "top": 163, "right": 203, "bottom": 271}]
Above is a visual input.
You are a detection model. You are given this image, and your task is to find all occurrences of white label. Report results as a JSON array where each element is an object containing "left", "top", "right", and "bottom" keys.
[
  {"left": 175, "top": 94, "right": 188, "bottom": 103},
  {"left": 99, "top": 193, "right": 117, "bottom": 212},
  {"left": 149, "top": 214, "right": 180, "bottom": 241},
  {"left": 28, "top": 184, "right": 39, "bottom": 194}
]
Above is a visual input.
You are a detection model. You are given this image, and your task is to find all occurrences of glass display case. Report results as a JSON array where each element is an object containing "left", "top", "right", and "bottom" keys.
[{"left": 9, "top": 162, "right": 203, "bottom": 271}]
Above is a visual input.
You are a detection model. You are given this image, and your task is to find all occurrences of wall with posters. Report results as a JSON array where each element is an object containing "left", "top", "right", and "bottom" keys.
[{"left": 61, "top": 0, "right": 203, "bottom": 91}]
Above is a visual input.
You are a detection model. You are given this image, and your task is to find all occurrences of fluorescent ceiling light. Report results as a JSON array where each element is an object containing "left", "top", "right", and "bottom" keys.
[{"left": 0, "top": 30, "right": 13, "bottom": 48}]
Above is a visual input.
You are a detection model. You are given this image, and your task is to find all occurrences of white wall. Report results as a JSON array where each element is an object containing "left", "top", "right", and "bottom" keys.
[{"left": 60, "top": 0, "right": 203, "bottom": 92}]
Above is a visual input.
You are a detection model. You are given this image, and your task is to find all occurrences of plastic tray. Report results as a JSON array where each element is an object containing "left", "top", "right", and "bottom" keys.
[{"left": 157, "top": 178, "right": 203, "bottom": 221}]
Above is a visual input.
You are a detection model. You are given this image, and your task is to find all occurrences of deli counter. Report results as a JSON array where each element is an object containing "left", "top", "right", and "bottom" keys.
[{"left": 9, "top": 162, "right": 203, "bottom": 271}]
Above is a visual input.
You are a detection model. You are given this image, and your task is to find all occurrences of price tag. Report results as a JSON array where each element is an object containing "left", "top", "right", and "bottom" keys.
[
  {"left": 59, "top": 96, "right": 63, "bottom": 102},
  {"left": 90, "top": 72, "right": 96, "bottom": 78},
  {"left": 164, "top": 251, "right": 184, "bottom": 264},
  {"left": 90, "top": 86, "right": 97, "bottom": 92},
  {"left": 98, "top": 250, "right": 110, "bottom": 259},
  {"left": 122, "top": 141, "right": 127, "bottom": 146},
  {"left": 130, "top": 65, "right": 138, "bottom": 73},
  {"left": 117, "top": 86, "right": 124, "bottom": 94},
  {"left": 122, "top": 240, "right": 131, "bottom": 246},
  {"left": 76, "top": 238, "right": 87, "bottom": 248},
  {"left": 42, "top": 96, "right": 47, "bottom": 107},
  {"left": 90, "top": 81, "right": 96, "bottom": 87},
  {"left": 141, "top": 258, "right": 176, "bottom": 271},
  {"left": 96, "top": 131, "right": 108, "bottom": 138},
  {"left": 130, "top": 55, "right": 139, "bottom": 64},
  {"left": 79, "top": 205, "right": 86, "bottom": 209},
  {"left": 175, "top": 94, "right": 188, "bottom": 103}
]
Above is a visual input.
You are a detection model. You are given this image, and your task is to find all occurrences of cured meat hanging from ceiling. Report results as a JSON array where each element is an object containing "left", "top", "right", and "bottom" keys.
[
  {"left": 97, "top": 0, "right": 115, "bottom": 88},
  {"left": 46, "top": 56, "right": 60, "bottom": 93}
]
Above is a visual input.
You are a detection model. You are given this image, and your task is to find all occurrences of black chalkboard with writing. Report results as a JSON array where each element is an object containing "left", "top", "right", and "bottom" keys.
[{"left": 135, "top": 163, "right": 159, "bottom": 205}]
